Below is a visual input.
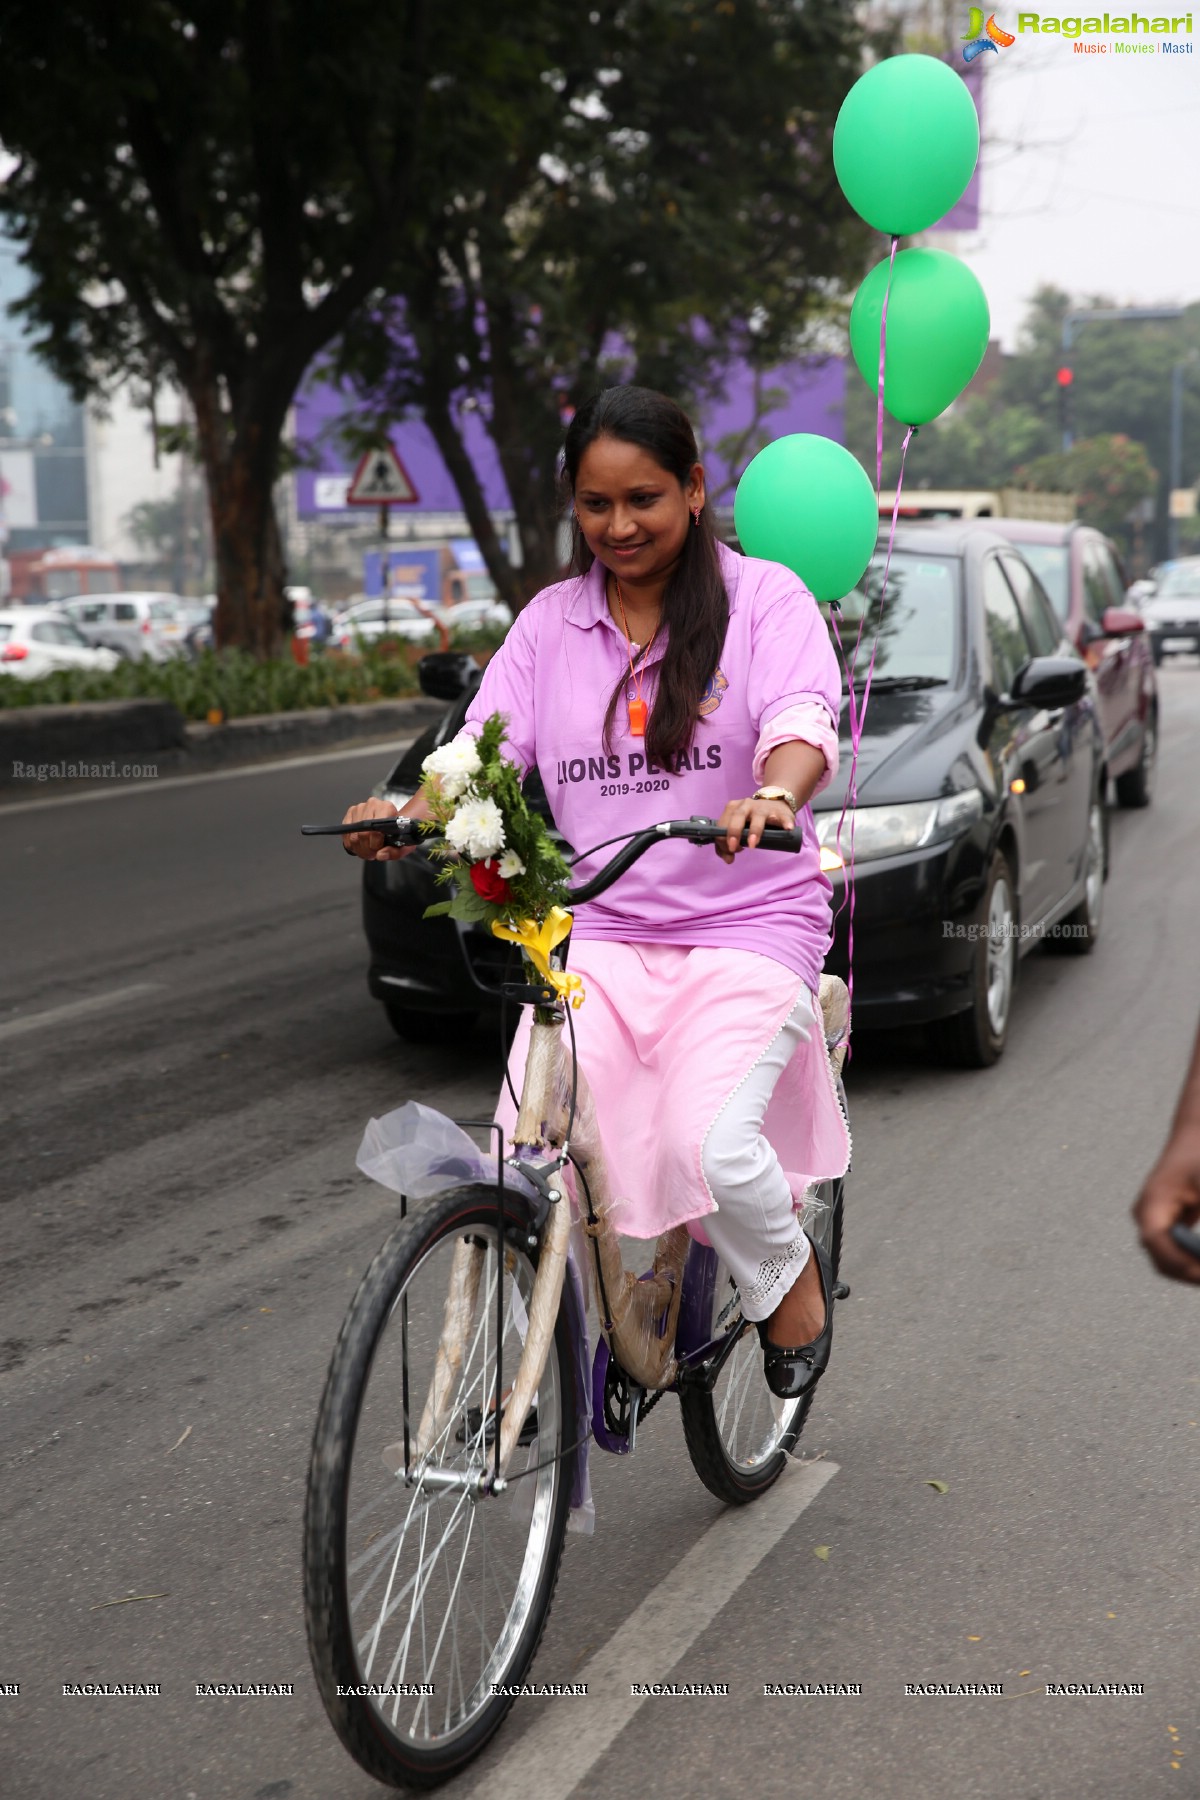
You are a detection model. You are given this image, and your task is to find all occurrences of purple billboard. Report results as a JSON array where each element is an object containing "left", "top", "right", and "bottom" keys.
[{"left": 293, "top": 357, "right": 847, "bottom": 522}]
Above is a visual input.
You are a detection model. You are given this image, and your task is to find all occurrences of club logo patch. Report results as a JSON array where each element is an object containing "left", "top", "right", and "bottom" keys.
[{"left": 698, "top": 666, "right": 728, "bottom": 717}]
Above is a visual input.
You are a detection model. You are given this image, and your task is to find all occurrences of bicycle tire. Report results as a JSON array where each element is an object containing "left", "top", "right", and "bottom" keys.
[
  {"left": 304, "top": 1182, "right": 576, "bottom": 1790},
  {"left": 679, "top": 1178, "right": 844, "bottom": 1506}
]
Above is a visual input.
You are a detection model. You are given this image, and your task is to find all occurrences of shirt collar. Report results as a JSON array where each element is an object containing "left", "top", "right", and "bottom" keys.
[{"left": 564, "top": 538, "right": 741, "bottom": 639}]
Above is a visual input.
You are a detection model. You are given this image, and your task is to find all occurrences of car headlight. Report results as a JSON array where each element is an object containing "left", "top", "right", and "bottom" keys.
[{"left": 815, "top": 790, "right": 983, "bottom": 865}]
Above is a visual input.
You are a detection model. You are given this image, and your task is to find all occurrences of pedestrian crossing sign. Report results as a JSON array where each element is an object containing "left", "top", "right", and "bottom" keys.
[{"left": 346, "top": 444, "right": 419, "bottom": 505}]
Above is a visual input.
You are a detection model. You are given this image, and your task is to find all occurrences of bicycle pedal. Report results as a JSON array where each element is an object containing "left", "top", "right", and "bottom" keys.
[
  {"left": 457, "top": 1404, "right": 539, "bottom": 1448},
  {"left": 832, "top": 1281, "right": 851, "bottom": 1300}
]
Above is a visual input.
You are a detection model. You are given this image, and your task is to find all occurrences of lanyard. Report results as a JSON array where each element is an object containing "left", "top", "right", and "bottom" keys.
[{"left": 614, "top": 577, "right": 660, "bottom": 737}]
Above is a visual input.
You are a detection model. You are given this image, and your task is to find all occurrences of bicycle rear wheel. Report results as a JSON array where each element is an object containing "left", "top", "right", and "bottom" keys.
[
  {"left": 304, "top": 1183, "right": 576, "bottom": 1790},
  {"left": 679, "top": 1176, "right": 844, "bottom": 1505}
]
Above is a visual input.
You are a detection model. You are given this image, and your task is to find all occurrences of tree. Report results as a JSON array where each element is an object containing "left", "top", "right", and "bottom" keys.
[
  {"left": 1013, "top": 435, "right": 1158, "bottom": 542},
  {"left": 330, "top": 0, "right": 886, "bottom": 607},
  {"left": 845, "top": 283, "right": 1200, "bottom": 557},
  {"left": 0, "top": 1, "right": 427, "bottom": 655},
  {"left": 124, "top": 486, "right": 213, "bottom": 593}
]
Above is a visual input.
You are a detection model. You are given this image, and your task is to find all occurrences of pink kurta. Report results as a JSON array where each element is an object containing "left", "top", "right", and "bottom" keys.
[
  {"left": 472, "top": 539, "right": 853, "bottom": 1237},
  {"left": 495, "top": 939, "right": 851, "bottom": 1240}
]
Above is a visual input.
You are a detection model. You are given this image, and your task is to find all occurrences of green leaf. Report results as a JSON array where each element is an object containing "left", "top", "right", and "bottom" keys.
[
  {"left": 422, "top": 900, "right": 454, "bottom": 918},
  {"left": 925, "top": 1480, "right": 949, "bottom": 1495},
  {"left": 813, "top": 1545, "right": 831, "bottom": 1562}
]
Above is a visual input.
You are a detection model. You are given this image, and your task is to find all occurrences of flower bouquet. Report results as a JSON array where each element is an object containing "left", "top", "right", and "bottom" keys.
[{"left": 419, "top": 714, "right": 581, "bottom": 1001}]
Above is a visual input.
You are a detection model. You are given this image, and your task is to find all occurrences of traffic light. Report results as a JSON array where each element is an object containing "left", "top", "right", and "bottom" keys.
[{"left": 1057, "top": 366, "right": 1074, "bottom": 450}]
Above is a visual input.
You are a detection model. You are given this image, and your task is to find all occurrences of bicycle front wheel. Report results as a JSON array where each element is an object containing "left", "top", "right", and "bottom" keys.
[
  {"left": 679, "top": 1176, "right": 844, "bottom": 1505},
  {"left": 304, "top": 1183, "right": 576, "bottom": 1790}
]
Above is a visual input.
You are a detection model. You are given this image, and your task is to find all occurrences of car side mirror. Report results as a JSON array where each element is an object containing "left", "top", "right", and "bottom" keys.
[
  {"left": 1009, "top": 656, "right": 1087, "bottom": 710},
  {"left": 417, "top": 650, "right": 480, "bottom": 700},
  {"left": 1100, "top": 606, "right": 1145, "bottom": 636}
]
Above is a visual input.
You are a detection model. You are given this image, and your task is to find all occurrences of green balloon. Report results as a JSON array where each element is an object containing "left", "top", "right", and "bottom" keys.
[
  {"left": 833, "top": 55, "right": 979, "bottom": 236},
  {"left": 849, "top": 248, "right": 990, "bottom": 425},
  {"left": 733, "top": 435, "right": 879, "bottom": 604}
]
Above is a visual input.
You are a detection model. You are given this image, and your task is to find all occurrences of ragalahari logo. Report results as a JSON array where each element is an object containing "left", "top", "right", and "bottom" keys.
[{"left": 962, "top": 9, "right": 1017, "bottom": 56}]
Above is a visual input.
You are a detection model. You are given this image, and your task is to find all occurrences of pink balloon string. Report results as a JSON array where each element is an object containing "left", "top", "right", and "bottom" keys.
[{"left": 828, "top": 235, "right": 919, "bottom": 1057}]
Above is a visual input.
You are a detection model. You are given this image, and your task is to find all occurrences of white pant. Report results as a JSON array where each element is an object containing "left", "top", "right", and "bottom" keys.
[{"left": 698, "top": 993, "right": 816, "bottom": 1323}]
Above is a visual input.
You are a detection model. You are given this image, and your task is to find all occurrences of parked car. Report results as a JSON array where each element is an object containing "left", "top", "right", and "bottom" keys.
[
  {"left": 438, "top": 596, "right": 513, "bottom": 636},
  {"left": 988, "top": 519, "right": 1157, "bottom": 807},
  {"left": 351, "top": 525, "right": 1106, "bottom": 1067},
  {"left": 59, "top": 591, "right": 189, "bottom": 662},
  {"left": 332, "top": 597, "right": 443, "bottom": 649},
  {"left": 0, "top": 607, "right": 120, "bottom": 679},
  {"left": 1141, "top": 557, "right": 1200, "bottom": 664}
]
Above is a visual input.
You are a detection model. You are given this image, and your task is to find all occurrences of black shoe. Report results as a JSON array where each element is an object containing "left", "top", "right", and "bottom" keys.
[
  {"left": 756, "top": 1235, "right": 834, "bottom": 1400},
  {"left": 457, "top": 1403, "right": 539, "bottom": 1448}
]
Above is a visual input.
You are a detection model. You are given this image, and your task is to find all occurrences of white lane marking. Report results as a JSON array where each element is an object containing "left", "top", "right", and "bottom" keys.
[
  {"left": 0, "top": 735, "right": 425, "bottom": 817},
  {"left": 0, "top": 983, "right": 163, "bottom": 1042},
  {"left": 462, "top": 1458, "right": 838, "bottom": 1800}
]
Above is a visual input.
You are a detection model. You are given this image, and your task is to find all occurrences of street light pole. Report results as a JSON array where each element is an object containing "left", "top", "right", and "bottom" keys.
[
  {"left": 1168, "top": 351, "right": 1199, "bottom": 561},
  {"left": 1060, "top": 305, "right": 1185, "bottom": 452}
]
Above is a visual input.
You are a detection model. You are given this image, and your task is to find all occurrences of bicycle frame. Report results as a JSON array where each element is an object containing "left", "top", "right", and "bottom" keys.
[{"left": 422, "top": 936, "right": 850, "bottom": 1484}]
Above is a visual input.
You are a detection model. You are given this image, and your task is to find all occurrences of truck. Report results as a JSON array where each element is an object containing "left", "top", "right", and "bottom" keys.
[
  {"left": 2, "top": 543, "right": 123, "bottom": 603},
  {"left": 877, "top": 488, "right": 1077, "bottom": 524},
  {"left": 363, "top": 539, "right": 499, "bottom": 606}
]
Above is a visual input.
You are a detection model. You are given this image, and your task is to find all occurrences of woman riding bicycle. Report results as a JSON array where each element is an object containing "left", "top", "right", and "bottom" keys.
[{"left": 343, "top": 384, "right": 850, "bottom": 1399}]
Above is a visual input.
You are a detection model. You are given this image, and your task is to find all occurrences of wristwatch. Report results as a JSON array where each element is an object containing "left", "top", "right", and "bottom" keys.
[{"left": 753, "top": 785, "right": 798, "bottom": 814}]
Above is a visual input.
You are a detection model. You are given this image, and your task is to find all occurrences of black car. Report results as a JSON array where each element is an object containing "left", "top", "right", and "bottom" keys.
[
  {"left": 359, "top": 523, "right": 1106, "bottom": 1067},
  {"left": 813, "top": 522, "right": 1105, "bottom": 1064}
]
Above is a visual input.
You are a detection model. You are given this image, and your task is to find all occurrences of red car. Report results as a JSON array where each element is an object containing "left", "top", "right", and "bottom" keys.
[{"left": 990, "top": 519, "right": 1157, "bottom": 808}]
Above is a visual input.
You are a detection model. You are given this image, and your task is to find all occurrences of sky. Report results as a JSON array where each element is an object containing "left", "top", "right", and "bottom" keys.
[{"left": 951, "top": 33, "right": 1200, "bottom": 351}]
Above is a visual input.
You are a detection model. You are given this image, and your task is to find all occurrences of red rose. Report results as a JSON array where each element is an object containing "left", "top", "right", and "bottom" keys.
[{"left": 469, "top": 858, "right": 513, "bottom": 903}]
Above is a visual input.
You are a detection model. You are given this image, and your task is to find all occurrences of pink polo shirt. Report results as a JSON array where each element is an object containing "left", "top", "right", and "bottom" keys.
[{"left": 463, "top": 539, "right": 842, "bottom": 993}]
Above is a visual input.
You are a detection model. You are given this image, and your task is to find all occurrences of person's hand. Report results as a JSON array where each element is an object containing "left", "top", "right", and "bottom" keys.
[
  {"left": 1132, "top": 1125, "right": 1200, "bottom": 1283},
  {"left": 714, "top": 795, "right": 796, "bottom": 865},
  {"left": 340, "top": 798, "right": 415, "bottom": 862}
]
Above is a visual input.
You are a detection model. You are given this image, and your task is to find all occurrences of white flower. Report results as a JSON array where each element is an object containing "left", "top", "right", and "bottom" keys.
[
  {"left": 421, "top": 735, "right": 482, "bottom": 801},
  {"left": 445, "top": 796, "right": 506, "bottom": 861},
  {"left": 497, "top": 849, "right": 526, "bottom": 880}
]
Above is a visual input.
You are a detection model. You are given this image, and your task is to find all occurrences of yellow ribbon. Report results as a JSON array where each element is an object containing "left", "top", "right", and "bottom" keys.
[{"left": 490, "top": 906, "right": 585, "bottom": 1008}]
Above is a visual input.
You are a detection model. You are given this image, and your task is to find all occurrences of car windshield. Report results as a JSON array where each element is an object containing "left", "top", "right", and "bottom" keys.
[
  {"left": 1157, "top": 562, "right": 1200, "bottom": 599},
  {"left": 1005, "top": 542, "right": 1069, "bottom": 617},
  {"left": 824, "top": 551, "right": 958, "bottom": 685}
]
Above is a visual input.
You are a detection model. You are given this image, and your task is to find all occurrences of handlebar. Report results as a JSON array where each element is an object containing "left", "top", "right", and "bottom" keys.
[{"left": 301, "top": 815, "right": 803, "bottom": 905}]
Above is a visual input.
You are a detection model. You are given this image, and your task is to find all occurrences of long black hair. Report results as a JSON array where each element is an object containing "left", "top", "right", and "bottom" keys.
[{"left": 562, "top": 385, "right": 728, "bottom": 768}]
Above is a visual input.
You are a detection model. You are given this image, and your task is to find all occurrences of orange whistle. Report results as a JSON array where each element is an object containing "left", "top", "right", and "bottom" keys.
[{"left": 628, "top": 697, "right": 647, "bottom": 736}]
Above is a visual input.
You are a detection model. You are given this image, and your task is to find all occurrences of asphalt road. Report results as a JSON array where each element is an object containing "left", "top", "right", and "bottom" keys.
[{"left": 2, "top": 675, "right": 1199, "bottom": 1800}]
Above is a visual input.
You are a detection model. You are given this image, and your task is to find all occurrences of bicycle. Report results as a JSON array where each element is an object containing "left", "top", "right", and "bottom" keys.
[{"left": 299, "top": 811, "right": 850, "bottom": 1789}]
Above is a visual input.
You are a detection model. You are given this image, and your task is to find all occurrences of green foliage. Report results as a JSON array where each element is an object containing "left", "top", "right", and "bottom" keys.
[
  {"left": 421, "top": 714, "right": 571, "bottom": 930},
  {"left": 846, "top": 284, "right": 1200, "bottom": 558},
  {"left": 331, "top": 0, "right": 886, "bottom": 602},
  {"left": 1014, "top": 436, "right": 1158, "bottom": 540},
  {"left": 0, "top": 646, "right": 418, "bottom": 720},
  {"left": 0, "top": 0, "right": 424, "bottom": 651}
]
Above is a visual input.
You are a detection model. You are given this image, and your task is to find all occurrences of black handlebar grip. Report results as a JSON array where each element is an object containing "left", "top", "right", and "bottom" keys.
[
  {"left": 300, "top": 818, "right": 422, "bottom": 842},
  {"left": 754, "top": 825, "right": 803, "bottom": 852}
]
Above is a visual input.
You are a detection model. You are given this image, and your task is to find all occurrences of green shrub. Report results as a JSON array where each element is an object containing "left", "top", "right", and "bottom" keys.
[{"left": 0, "top": 644, "right": 421, "bottom": 720}]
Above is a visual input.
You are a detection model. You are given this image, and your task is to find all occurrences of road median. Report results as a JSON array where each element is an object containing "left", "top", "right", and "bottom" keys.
[{"left": 0, "top": 696, "right": 443, "bottom": 792}]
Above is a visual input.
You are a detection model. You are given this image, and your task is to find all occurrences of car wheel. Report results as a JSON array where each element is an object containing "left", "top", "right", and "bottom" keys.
[
  {"left": 1045, "top": 795, "right": 1106, "bottom": 956},
  {"left": 1114, "top": 707, "right": 1156, "bottom": 808},
  {"left": 931, "top": 849, "right": 1017, "bottom": 1070},
  {"left": 384, "top": 1004, "right": 479, "bottom": 1044}
]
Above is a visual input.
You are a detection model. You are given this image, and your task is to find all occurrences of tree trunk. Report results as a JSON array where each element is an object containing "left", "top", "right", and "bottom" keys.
[{"left": 191, "top": 373, "right": 289, "bottom": 658}]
